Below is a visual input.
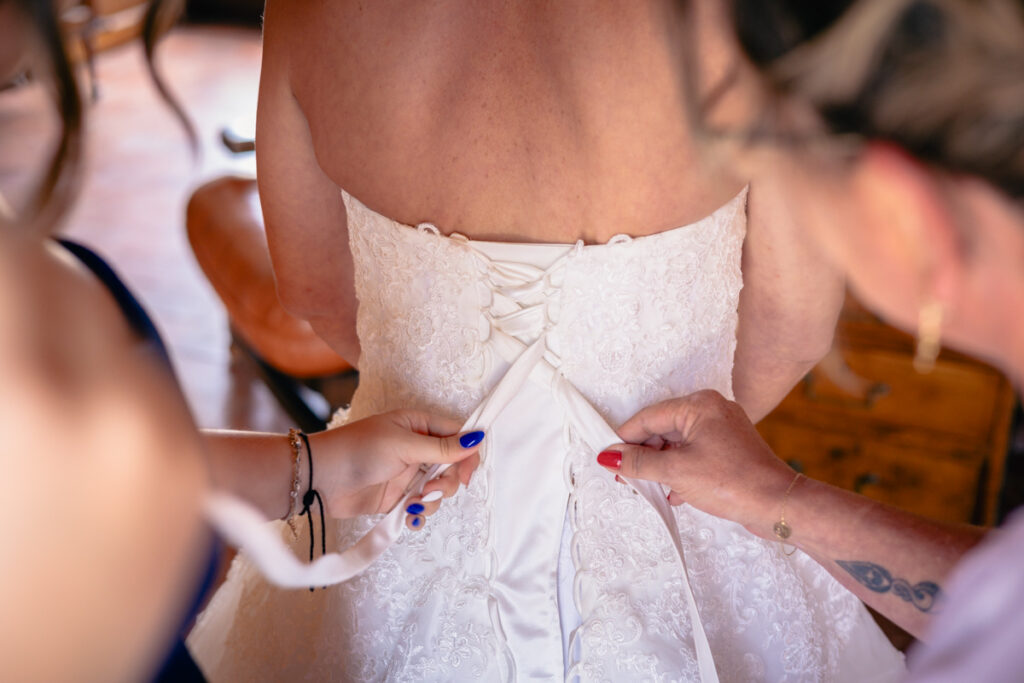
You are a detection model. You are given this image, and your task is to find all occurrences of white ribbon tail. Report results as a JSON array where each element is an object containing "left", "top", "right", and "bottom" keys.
[
  {"left": 203, "top": 493, "right": 399, "bottom": 588},
  {"left": 202, "top": 337, "right": 548, "bottom": 591}
]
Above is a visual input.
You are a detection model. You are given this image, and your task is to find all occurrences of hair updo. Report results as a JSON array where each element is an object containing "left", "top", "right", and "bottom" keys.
[{"left": 731, "top": 0, "right": 1024, "bottom": 199}]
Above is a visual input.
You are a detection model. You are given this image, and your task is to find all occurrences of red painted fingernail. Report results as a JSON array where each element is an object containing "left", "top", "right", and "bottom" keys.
[{"left": 597, "top": 450, "right": 622, "bottom": 470}]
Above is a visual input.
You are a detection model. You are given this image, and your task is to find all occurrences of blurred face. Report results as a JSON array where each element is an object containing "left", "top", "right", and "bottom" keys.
[
  {"left": 706, "top": 73, "right": 1024, "bottom": 375},
  {"left": 702, "top": 74, "right": 929, "bottom": 338},
  {"left": 697, "top": 1, "right": 1024, "bottom": 378},
  {"left": 0, "top": 2, "right": 27, "bottom": 82}
]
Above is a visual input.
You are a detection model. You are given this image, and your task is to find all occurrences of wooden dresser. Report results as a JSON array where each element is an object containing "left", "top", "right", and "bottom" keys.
[{"left": 757, "top": 294, "right": 1016, "bottom": 526}]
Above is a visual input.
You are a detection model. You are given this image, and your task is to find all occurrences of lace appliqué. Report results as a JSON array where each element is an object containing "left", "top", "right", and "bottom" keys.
[{"left": 190, "top": 187, "right": 903, "bottom": 683}]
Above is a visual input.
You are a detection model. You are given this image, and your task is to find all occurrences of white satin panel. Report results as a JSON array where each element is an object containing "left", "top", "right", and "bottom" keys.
[{"left": 191, "top": 187, "right": 907, "bottom": 682}]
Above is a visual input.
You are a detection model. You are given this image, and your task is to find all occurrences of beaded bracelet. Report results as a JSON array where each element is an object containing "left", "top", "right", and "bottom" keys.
[{"left": 285, "top": 428, "right": 303, "bottom": 533}]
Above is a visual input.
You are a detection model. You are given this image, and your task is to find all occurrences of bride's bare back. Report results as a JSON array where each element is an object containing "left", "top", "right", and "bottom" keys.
[
  {"left": 257, "top": 0, "right": 842, "bottom": 420},
  {"left": 276, "top": 0, "right": 743, "bottom": 241}
]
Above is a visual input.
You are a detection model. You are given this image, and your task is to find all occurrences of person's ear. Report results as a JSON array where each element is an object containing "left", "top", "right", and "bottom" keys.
[{"left": 851, "top": 142, "right": 965, "bottom": 306}]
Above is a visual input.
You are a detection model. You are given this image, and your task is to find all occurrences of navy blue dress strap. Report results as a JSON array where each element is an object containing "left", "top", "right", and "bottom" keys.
[{"left": 57, "top": 239, "right": 171, "bottom": 364}]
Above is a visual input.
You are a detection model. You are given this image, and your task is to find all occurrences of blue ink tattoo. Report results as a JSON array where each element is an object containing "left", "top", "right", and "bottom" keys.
[{"left": 837, "top": 560, "right": 942, "bottom": 613}]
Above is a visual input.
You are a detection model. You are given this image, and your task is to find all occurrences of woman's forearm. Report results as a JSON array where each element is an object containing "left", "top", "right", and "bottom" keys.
[
  {"left": 760, "top": 476, "right": 986, "bottom": 639},
  {"left": 612, "top": 392, "right": 988, "bottom": 639},
  {"left": 201, "top": 430, "right": 295, "bottom": 520},
  {"left": 199, "top": 413, "right": 478, "bottom": 523}
]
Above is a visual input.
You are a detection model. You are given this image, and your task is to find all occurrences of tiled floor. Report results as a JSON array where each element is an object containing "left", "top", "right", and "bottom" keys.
[{"left": 0, "top": 25, "right": 291, "bottom": 432}]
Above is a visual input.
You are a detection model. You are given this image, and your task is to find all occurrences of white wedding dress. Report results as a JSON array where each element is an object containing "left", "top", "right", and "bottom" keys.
[{"left": 189, "top": 188, "right": 906, "bottom": 682}]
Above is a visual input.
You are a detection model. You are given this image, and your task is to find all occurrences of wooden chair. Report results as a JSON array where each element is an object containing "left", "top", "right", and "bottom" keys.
[{"left": 186, "top": 175, "right": 356, "bottom": 432}]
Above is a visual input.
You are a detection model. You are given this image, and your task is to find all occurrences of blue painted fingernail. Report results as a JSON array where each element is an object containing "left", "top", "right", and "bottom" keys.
[
  {"left": 460, "top": 431, "right": 485, "bottom": 448},
  {"left": 411, "top": 516, "right": 422, "bottom": 527},
  {"left": 406, "top": 503, "right": 425, "bottom": 515}
]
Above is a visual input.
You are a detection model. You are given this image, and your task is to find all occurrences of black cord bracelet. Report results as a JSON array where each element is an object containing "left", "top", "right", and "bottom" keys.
[{"left": 297, "top": 431, "right": 327, "bottom": 592}]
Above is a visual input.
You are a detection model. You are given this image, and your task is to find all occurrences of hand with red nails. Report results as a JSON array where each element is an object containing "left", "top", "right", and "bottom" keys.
[
  {"left": 599, "top": 389, "right": 795, "bottom": 537},
  {"left": 602, "top": 391, "right": 991, "bottom": 641},
  {"left": 308, "top": 410, "right": 483, "bottom": 527}
]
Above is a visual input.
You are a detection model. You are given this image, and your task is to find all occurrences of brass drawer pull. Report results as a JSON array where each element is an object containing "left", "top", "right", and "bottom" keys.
[
  {"left": 828, "top": 447, "right": 848, "bottom": 461},
  {"left": 854, "top": 472, "right": 881, "bottom": 493}
]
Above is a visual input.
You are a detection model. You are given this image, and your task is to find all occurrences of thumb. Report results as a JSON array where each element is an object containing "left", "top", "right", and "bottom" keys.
[
  {"left": 405, "top": 429, "right": 486, "bottom": 466},
  {"left": 597, "top": 443, "right": 671, "bottom": 484}
]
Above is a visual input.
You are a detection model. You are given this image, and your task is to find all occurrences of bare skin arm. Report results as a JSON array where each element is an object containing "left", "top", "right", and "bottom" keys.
[
  {"left": 602, "top": 390, "right": 985, "bottom": 639},
  {"left": 733, "top": 181, "right": 845, "bottom": 422},
  {"left": 690, "top": 4, "right": 845, "bottom": 423},
  {"left": 202, "top": 411, "right": 481, "bottom": 525},
  {"left": 256, "top": 0, "right": 361, "bottom": 366}
]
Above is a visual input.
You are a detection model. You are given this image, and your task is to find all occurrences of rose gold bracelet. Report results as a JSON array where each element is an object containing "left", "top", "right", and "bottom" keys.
[{"left": 773, "top": 472, "right": 805, "bottom": 556}]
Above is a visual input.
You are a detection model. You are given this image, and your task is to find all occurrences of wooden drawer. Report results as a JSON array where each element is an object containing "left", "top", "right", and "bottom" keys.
[
  {"left": 773, "top": 346, "right": 1006, "bottom": 448},
  {"left": 759, "top": 421, "right": 983, "bottom": 523},
  {"left": 758, "top": 291, "right": 1014, "bottom": 526}
]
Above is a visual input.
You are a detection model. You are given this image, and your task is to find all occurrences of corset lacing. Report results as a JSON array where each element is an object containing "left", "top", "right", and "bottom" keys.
[
  {"left": 450, "top": 235, "right": 719, "bottom": 683},
  {"left": 456, "top": 236, "right": 575, "bottom": 681},
  {"left": 205, "top": 226, "right": 722, "bottom": 683}
]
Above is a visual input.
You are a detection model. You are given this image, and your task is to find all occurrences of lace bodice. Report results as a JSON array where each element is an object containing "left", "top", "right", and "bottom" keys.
[
  {"left": 345, "top": 190, "right": 743, "bottom": 428},
  {"left": 189, "top": 189, "right": 905, "bottom": 683}
]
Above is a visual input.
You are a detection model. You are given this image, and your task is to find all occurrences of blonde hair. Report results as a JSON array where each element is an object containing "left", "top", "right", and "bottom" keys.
[{"left": 739, "top": 0, "right": 1024, "bottom": 197}]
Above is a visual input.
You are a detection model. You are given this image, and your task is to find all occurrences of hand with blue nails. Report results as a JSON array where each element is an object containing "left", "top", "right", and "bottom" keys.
[
  {"left": 403, "top": 429, "right": 484, "bottom": 531},
  {"left": 307, "top": 410, "right": 483, "bottom": 525}
]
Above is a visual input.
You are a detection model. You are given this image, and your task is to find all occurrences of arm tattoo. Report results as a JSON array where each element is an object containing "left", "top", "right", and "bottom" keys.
[{"left": 836, "top": 560, "right": 942, "bottom": 613}]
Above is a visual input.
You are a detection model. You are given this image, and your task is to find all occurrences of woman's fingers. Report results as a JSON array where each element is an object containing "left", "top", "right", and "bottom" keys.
[
  {"left": 400, "top": 428, "right": 486, "bottom": 467},
  {"left": 430, "top": 466, "right": 463, "bottom": 499},
  {"left": 419, "top": 468, "right": 461, "bottom": 513},
  {"left": 394, "top": 409, "right": 463, "bottom": 438},
  {"left": 616, "top": 398, "right": 690, "bottom": 444},
  {"left": 616, "top": 390, "right": 728, "bottom": 444},
  {"left": 598, "top": 442, "right": 677, "bottom": 485},
  {"left": 455, "top": 452, "right": 480, "bottom": 486},
  {"left": 402, "top": 497, "right": 433, "bottom": 529},
  {"left": 613, "top": 472, "right": 681, "bottom": 505},
  {"left": 404, "top": 464, "right": 464, "bottom": 529}
]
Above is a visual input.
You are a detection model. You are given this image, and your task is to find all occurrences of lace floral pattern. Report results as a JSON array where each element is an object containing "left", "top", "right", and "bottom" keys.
[
  {"left": 554, "top": 194, "right": 744, "bottom": 424},
  {"left": 188, "top": 188, "right": 905, "bottom": 683}
]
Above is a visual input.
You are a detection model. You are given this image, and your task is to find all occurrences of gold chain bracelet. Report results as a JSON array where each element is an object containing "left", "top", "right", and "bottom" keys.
[{"left": 773, "top": 472, "right": 805, "bottom": 556}]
